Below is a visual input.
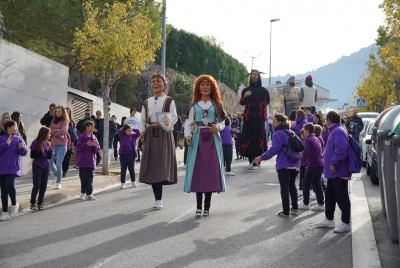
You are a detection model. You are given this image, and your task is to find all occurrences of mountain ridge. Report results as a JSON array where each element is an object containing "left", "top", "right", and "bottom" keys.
[{"left": 262, "top": 44, "right": 377, "bottom": 108}]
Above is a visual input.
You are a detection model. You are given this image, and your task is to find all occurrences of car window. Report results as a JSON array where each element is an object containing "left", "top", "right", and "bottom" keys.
[{"left": 367, "top": 122, "right": 375, "bottom": 135}]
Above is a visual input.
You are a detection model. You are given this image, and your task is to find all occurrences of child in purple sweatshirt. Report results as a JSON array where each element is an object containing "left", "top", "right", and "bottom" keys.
[
  {"left": 118, "top": 124, "right": 140, "bottom": 189},
  {"left": 298, "top": 123, "right": 325, "bottom": 212},
  {"left": 29, "top": 127, "right": 54, "bottom": 210},
  {"left": 220, "top": 118, "right": 235, "bottom": 176},
  {"left": 76, "top": 121, "right": 100, "bottom": 200},
  {"left": 0, "top": 120, "right": 28, "bottom": 221}
]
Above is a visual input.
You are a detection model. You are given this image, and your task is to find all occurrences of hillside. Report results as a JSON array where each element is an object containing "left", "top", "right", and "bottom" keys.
[{"left": 263, "top": 44, "right": 378, "bottom": 108}]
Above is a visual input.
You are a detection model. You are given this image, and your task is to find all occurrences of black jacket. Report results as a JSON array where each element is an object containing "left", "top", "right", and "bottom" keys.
[{"left": 40, "top": 112, "right": 53, "bottom": 127}]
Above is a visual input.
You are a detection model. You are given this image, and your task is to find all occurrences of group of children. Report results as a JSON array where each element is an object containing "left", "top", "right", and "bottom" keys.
[{"left": 0, "top": 106, "right": 142, "bottom": 220}]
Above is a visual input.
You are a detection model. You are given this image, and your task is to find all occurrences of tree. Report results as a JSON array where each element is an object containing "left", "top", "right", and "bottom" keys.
[
  {"left": 168, "top": 73, "right": 194, "bottom": 117},
  {"left": 356, "top": 53, "right": 396, "bottom": 112},
  {"left": 74, "top": 0, "right": 162, "bottom": 174},
  {"left": 0, "top": 0, "right": 162, "bottom": 92}
]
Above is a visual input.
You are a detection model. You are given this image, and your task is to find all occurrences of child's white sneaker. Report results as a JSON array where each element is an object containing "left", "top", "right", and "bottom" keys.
[
  {"left": 79, "top": 193, "right": 86, "bottom": 200},
  {"left": 86, "top": 195, "right": 96, "bottom": 201},
  {"left": 0, "top": 212, "right": 11, "bottom": 221},
  {"left": 10, "top": 203, "right": 19, "bottom": 217},
  {"left": 315, "top": 218, "right": 335, "bottom": 228},
  {"left": 131, "top": 181, "right": 137, "bottom": 188},
  {"left": 334, "top": 222, "right": 351, "bottom": 233},
  {"left": 120, "top": 183, "right": 126, "bottom": 189},
  {"left": 298, "top": 203, "right": 310, "bottom": 210}
]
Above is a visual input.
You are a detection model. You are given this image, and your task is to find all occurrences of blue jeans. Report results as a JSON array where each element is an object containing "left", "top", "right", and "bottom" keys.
[
  {"left": 120, "top": 154, "right": 136, "bottom": 183},
  {"left": 0, "top": 174, "right": 17, "bottom": 212},
  {"left": 49, "top": 145, "right": 67, "bottom": 183},
  {"left": 79, "top": 168, "right": 94, "bottom": 195},
  {"left": 277, "top": 169, "right": 299, "bottom": 215},
  {"left": 30, "top": 163, "right": 49, "bottom": 206}
]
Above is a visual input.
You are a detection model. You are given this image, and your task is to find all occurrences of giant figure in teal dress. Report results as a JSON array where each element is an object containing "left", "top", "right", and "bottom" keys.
[{"left": 184, "top": 101, "right": 226, "bottom": 193}]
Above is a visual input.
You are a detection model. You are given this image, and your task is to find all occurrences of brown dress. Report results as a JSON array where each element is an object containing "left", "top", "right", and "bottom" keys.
[{"left": 138, "top": 97, "right": 178, "bottom": 185}]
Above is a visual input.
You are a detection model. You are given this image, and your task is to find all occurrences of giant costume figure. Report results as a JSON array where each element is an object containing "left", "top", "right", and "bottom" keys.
[
  {"left": 283, "top": 76, "right": 299, "bottom": 117},
  {"left": 239, "top": 70, "right": 270, "bottom": 169}
]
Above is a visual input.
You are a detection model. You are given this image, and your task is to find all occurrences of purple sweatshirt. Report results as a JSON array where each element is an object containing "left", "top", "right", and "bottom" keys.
[
  {"left": 30, "top": 140, "right": 53, "bottom": 168},
  {"left": 316, "top": 135, "right": 324, "bottom": 151},
  {"left": 118, "top": 128, "right": 140, "bottom": 156},
  {"left": 321, "top": 130, "right": 329, "bottom": 147},
  {"left": 307, "top": 114, "right": 314, "bottom": 123},
  {"left": 292, "top": 117, "right": 307, "bottom": 137},
  {"left": 0, "top": 133, "right": 28, "bottom": 176},
  {"left": 220, "top": 126, "right": 234, "bottom": 146},
  {"left": 260, "top": 125, "right": 300, "bottom": 171},
  {"left": 324, "top": 123, "right": 351, "bottom": 179},
  {"left": 303, "top": 134, "right": 324, "bottom": 167},
  {"left": 76, "top": 132, "right": 100, "bottom": 168}
]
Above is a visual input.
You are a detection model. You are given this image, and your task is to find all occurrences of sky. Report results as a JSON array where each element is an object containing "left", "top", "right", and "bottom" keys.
[{"left": 166, "top": 0, "right": 385, "bottom": 82}]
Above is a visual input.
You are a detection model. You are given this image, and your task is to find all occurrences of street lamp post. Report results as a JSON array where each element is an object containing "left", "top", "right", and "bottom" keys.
[
  {"left": 244, "top": 51, "right": 263, "bottom": 71},
  {"left": 161, "top": 0, "right": 167, "bottom": 75},
  {"left": 269, "top": 18, "right": 280, "bottom": 85}
]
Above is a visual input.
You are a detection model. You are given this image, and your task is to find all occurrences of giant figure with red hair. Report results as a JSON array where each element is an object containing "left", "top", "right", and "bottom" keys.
[
  {"left": 184, "top": 75, "right": 227, "bottom": 217},
  {"left": 239, "top": 70, "right": 270, "bottom": 169}
]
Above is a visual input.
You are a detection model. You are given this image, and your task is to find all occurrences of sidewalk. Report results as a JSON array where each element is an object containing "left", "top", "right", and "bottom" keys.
[{"left": 1, "top": 148, "right": 185, "bottom": 212}]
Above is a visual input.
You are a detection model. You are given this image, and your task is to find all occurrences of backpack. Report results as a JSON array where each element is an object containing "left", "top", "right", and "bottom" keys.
[
  {"left": 282, "top": 130, "right": 304, "bottom": 162},
  {"left": 347, "top": 135, "right": 362, "bottom": 173}
]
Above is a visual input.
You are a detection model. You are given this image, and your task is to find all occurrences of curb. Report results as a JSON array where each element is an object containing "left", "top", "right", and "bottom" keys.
[{"left": 350, "top": 175, "right": 381, "bottom": 267}]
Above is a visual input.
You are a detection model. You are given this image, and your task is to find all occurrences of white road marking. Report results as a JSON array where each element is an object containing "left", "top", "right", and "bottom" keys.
[{"left": 165, "top": 207, "right": 194, "bottom": 226}]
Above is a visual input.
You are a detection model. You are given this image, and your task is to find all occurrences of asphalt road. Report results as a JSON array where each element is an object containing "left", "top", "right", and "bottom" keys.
[{"left": 0, "top": 159, "right": 351, "bottom": 268}]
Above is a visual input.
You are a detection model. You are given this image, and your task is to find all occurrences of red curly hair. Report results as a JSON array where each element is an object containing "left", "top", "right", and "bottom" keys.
[{"left": 191, "top": 75, "right": 223, "bottom": 105}]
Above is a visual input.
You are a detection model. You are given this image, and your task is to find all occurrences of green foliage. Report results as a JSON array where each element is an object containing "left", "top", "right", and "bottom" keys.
[
  {"left": 116, "top": 75, "right": 141, "bottom": 109},
  {"left": 155, "top": 26, "right": 248, "bottom": 91},
  {"left": 168, "top": 73, "right": 194, "bottom": 117}
]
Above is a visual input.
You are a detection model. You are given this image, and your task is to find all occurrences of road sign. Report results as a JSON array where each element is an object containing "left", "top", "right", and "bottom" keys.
[{"left": 357, "top": 98, "right": 366, "bottom": 108}]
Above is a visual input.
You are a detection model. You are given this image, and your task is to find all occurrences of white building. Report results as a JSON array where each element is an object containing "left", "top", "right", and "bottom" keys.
[{"left": 0, "top": 39, "right": 132, "bottom": 174}]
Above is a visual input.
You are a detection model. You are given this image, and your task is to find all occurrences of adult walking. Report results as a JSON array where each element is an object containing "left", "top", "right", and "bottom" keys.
[
  {"left": 11, "top": 111, "right": 27, "bottom": 144},
  {"left": 113, "top": 116, "right": 122, "bottom": 161},
  {"left": 49, "top": 106, "right": 69, "bottom": 189},
  {"left": 345, "top": 109, "right": 363, "bottom": 136},
  {"left": 98, "top": 114, "right": 117, "bottom": 167},
  {"left": 299, "top": 75, "right": 317, "bottom": 114},
  {"left": 62, "top": 108, "right": 78, "bottom": 178},
  {"left": 315, "top": 111, "right": 352, "bottom": 233},
  {"left": 173, "top": 115, "right": 182, "bottom": 149},
  {"left": 0, "top": 120, "right": 28, "bottom": 221},
  {"left": 283, "top": 76, "right": 300, "bottom": 117},
  {"left": 184, "top": 75, "right": 227, "bottom": 216},
  {"left": 239, "top": 70, "right": 270, "bottom": 170},
  {"left": 76, "top": 109, "right": 96, "bottom": 135},
  {"left": 40, "top": 103, "right": 56, "bottom": 127},
  {"left": 253, "top": 113, "right": 299, "bottom": 217},
  {"left": 139, "top": 73, "right": 178, "bottom": 209}
]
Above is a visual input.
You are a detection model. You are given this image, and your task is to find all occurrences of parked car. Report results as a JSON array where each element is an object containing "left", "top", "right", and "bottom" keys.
[
  {"left": 360, "top": 119, "right": 375, "bottom": 167},
  {"left": 357, "top": 112, "right": 379, "bottom": 119},
  {"left": 366, "top": 135, "right": 379, "bottom": 185}
]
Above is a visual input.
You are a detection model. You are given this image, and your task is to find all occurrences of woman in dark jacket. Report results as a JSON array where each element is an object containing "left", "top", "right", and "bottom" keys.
[
  {"left": 254, "top": 113, "right": 300, "bottom": 217},
  {"left": 62, "top": 108, "right": 78, "bottom": 177}
]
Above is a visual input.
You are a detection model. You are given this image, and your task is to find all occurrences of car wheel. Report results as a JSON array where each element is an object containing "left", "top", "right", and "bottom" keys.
[
  {"left": 370, "top": 162, "right": 379, "bottom": 185},
  {"left": 366, "top": 163, "right": 370, "bottom": 175}
]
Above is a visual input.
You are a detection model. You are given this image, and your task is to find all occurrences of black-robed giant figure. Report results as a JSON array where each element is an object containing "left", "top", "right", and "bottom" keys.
[{"left": 239, "top": 70, "right": 270, "bottom": 168}]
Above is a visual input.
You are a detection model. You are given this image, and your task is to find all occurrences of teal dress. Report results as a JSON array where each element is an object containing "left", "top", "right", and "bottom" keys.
[{"left": 184, "top": 103, "right": 226, "bottom": 193}]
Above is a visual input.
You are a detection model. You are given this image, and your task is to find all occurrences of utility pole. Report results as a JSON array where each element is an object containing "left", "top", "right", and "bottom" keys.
[{"left": 161, "top": 0, "right": 166, "bottom": 75}]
